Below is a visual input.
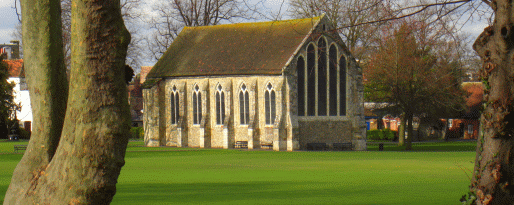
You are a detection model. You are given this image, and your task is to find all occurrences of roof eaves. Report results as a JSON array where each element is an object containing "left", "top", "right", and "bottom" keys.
[
  {"left": 141, "top": 78, "right": 161, "bottom": 89},
  {"left": 282, "top": 14, "right": 324, "bottom": 72}
]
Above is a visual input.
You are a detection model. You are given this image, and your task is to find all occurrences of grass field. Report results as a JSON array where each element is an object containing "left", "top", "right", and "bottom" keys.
[{"left": 0, "top": 140, "right": 476, "bottom": 204}]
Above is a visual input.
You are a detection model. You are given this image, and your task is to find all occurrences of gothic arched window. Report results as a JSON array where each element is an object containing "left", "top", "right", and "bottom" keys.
[
  {"left": 329, "top": 45, "right": 338, "bottom": 116},
  {"left": 239, "top": 84, "right": 249, "bottom": 125},
  {"left": 339, "top": 55, "right": 347, "bottom": 116},
  {"left": 265, "top": 83, "right": 276, "bottom": 125},
  {"left": 170, "top": 85, "right": 180, "bottom": 124},
  {"left": 193, "top": 84, "right": 202, "bottom": 124},
  {"left": 215, "top": 84, "right": 225, "bottom": 125},
  {"left": 307, "top": 44, "right": 316, "bottom": 116},
  {"left": 297, "top": 56, "right": 305, "bottom": 116},
  {"left": 317, "top": 37, "right": 327, "bottom": 116}
]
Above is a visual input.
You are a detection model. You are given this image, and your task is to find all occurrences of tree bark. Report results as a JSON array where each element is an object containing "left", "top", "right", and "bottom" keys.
[
  {"left": 4, "top": 0, "right": 68, "bottom": 203},
  {"left": 4, "top": 0, "right": 131, "bottom": 204},
  {"left": 406, "top": 112, "right": 413, "bottom": 150},
  {"left": 470, "top": 1, "right": 514, "bottom": 204},
  {"left": 398, "top": 113, "right": 406, "bottom": 146}
]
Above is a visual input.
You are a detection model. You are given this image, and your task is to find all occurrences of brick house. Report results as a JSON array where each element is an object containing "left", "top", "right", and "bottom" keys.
[
  {"left": 445, "top": 82, "right": 483, "bottom": 139},
  {"left": 142, "top": 15, "right": 366, "bottom": 151}
]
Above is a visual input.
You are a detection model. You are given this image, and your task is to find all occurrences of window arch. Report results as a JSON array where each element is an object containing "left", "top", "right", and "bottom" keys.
[
  {"left": 339, "top": 55, "right": 347, "bottom": 116},
  {"left": 239, "top": 83, "right": 250, "bottom": 125},
  {"left": 171, "top": 85, "right": 180, "bottom": 124},
  {"left": 215, "top": 84, "right": 225, "bottom": 125},
  {"left": 318, "top": 37, "right": 327, "bottom": 116},
  {"left": 265, "top": 83, "right": 276, "bottom": 125},
  {"left": 297, "top": 56, "right": 305, "bottom": 116},
  {"left": 329, "top": 45, "right": 338, "bottom": 116},
  {"left": 307, "top": 43, "right": 316, "bottom": 116},
  {"left": 299, "top": 40, "right": 348, "bottom": 117},
  {"left": 192, "top": 84, "right": 202, "bottom": 124}
]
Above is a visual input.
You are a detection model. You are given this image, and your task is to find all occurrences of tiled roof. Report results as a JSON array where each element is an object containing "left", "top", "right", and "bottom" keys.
[
  {"left": 140, "top": 66, "right": 152, "bottom": 84},
  {"left": 146, "top": 16, "right": 322, "bottom": 79},
  {"left": 5, "top": 59, "right": 24, "bottom": 78}
]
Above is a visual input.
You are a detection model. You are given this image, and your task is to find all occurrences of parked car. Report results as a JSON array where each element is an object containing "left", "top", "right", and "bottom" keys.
[{"left": 8, "top": 134, "right": 19, "bottom": 141}]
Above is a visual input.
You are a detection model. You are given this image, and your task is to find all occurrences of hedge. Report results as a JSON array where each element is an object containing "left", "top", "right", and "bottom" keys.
[
  {"left": 130, "top": 127, "right": 144, "bottom": 139},
  {"left": 367, "top": 129, "right": 397, "bottom": 141}
]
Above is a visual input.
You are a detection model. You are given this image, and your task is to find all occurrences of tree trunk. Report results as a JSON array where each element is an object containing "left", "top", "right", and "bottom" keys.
[
  {"left": 4, "top": 0, "right": 68, "bottom": 203},
  {"left": 406, "top": 112, "right": 413, "bottom": 150},
  {"left": 470, "top": 1, "right": 514, "bottom": 204},
  {"left": 4, "top": 0, "right": 131, "bottom": 204},
  {"left": 398, "top": 113, "right": 406, "bottom": 146}
]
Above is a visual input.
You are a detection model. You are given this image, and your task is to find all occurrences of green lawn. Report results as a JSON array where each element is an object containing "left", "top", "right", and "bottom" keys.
[{"left": 0, "top": 141, "right": 477, "bottom": 204}]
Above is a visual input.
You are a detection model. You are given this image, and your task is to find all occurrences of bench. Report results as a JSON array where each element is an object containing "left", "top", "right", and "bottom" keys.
[
  {"left": 234, "top": 141, "right": 248, "bottom": 149},
  {"left": 333, "top": 142, "right": 353, "bottom": 151},
  {"left": 14, "top": 145, "right": 27, "bottom": 153},
  {"left": 261, "top": 143, "right": 273, "bottom": 149},
  {"left": 306, "top": 143, "right": 328, "bottom": 151}
]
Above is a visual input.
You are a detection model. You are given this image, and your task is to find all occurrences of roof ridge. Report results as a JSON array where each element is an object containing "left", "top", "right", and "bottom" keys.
[{"left": 182, "top": 16, "right": 322, "bottom": 30}]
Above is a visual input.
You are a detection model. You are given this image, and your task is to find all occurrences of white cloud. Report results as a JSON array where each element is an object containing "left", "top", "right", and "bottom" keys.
[
  {"left": 264, "top": 0, "right": 285, "bottom": 6},
  {"left": 0, "top": 0, "right": 14, "bottom": 8},
  {"left": 0, "top": 28, "right": 15, "bottom": 44}
]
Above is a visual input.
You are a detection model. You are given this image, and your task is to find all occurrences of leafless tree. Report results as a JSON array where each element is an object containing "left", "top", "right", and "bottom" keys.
[
  {"left": 287, "top": 0, "right": 396, "bottom": 61},
  {"left": 147, "top": 0, "right": 254, "bottom": 60},
  {"left": 12, "top": 0, "right": 145, "bottom": 73}
]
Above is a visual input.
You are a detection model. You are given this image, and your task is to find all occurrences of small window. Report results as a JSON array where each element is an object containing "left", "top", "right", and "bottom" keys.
[
  {"left": 448, "top": 119, "right": 453, "bottom": 128},
  {"left": 240, "top": 84, "right": 249, "bottom": 125},
  {"left": 171, "top": 86, "right": 179, "bottom": 124},
  {"left": 265, "top": 83, "right": 276, "bottom": 125},
  {"left": 468, "top": 124, "right": 473, "bottom": 134},
  {"left": 215, "top": 84, "right": 225, "bottom": 125},
  {"left": 193, "top": 84, "right": 202, "bottom": 125}
]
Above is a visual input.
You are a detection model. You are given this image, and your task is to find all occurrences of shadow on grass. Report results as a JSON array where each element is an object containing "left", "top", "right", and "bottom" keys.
[
  {"left": 367, "top": 141, "right": 477, "bottom": 152},
  {"left": 113, "top": 181, "right": 390, "bottom": 205}
]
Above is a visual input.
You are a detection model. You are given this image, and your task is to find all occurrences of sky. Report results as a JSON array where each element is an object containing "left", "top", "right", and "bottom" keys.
[
  {"left": 0, "top": 0, "right": 489, "bottom": 66},
  {"left": 0, "top": 0, "right": 19, "bottom": 45}
]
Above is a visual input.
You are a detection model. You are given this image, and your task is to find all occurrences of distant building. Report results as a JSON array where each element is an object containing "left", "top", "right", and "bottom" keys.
[
  {"left": 142, "top": 15, "right": 366, "bottom": 151},
  {"left": 4, "top": 59, "right": 32, "bottom": 131},
  {"left": 128, "top": 73, "right": 144, "bottom": 127},
  {"left": 0, "top": 41, "right": 21, "bottom": 60},
  {"left": 2, "top": 41, "right": 32, "bottom": 131},
  {"left": 445, "top": 82, "right": 483, "bottom": 139}
]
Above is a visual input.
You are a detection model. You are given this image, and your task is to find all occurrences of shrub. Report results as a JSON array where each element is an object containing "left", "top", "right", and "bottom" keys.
[
  {"left": 18, "top": 128, "right": 31, "bottom": 139},
  {"left": 130, "top": 127, "right": 144, "bottom": 139},
  {"left": 367, "top": 129, "right": 397, "bottom": 141}
]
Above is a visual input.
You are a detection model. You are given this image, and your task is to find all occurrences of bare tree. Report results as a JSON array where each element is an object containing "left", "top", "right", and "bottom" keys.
[
  {"left": 337, "top": 0, "right": 514, "bottom": 204},
  {"left": 12, "top": 0, "right": 145, "bottom": 73},
  {"left": 287, "top": 0, "right": 395, "bottom": 61},
  {"left": 147, "top": 0, "right": 252, "bottom": 60}
]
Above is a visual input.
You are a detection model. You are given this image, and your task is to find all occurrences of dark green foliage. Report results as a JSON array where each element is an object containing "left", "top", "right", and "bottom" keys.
[
  {"left": 367, "top": 129, "right": 397, "bottom": 141},
  {"left": 0, "top": 56, "right": 16, "bottom": 139},
  {"left": 460, "top": 191, "right": 477, "bottom": 205},
  {"left": 130, "top": 127, "right": 144, "bottom": 139},
  {"left": 17, "top": 128, "right": 31, "bottom": 139}
]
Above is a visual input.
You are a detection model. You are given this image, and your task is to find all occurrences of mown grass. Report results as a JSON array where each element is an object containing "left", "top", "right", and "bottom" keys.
[{"left": 0, "top": 141, "right": 476, "bottom": 204}]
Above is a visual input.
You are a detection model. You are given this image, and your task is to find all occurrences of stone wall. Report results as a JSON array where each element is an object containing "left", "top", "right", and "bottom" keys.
[{"left": 298, "top": 120, "right": 352, "bottom": 148}]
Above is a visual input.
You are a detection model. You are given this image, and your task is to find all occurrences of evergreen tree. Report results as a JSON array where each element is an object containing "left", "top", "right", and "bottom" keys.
[{"left": 0, "top": 55, "right": 16, "bottom": 138}]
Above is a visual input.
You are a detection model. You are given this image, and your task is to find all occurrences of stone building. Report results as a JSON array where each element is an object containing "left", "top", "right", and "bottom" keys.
[{"left": 143, "top": 15, "right": 366, "bottom": 151}]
